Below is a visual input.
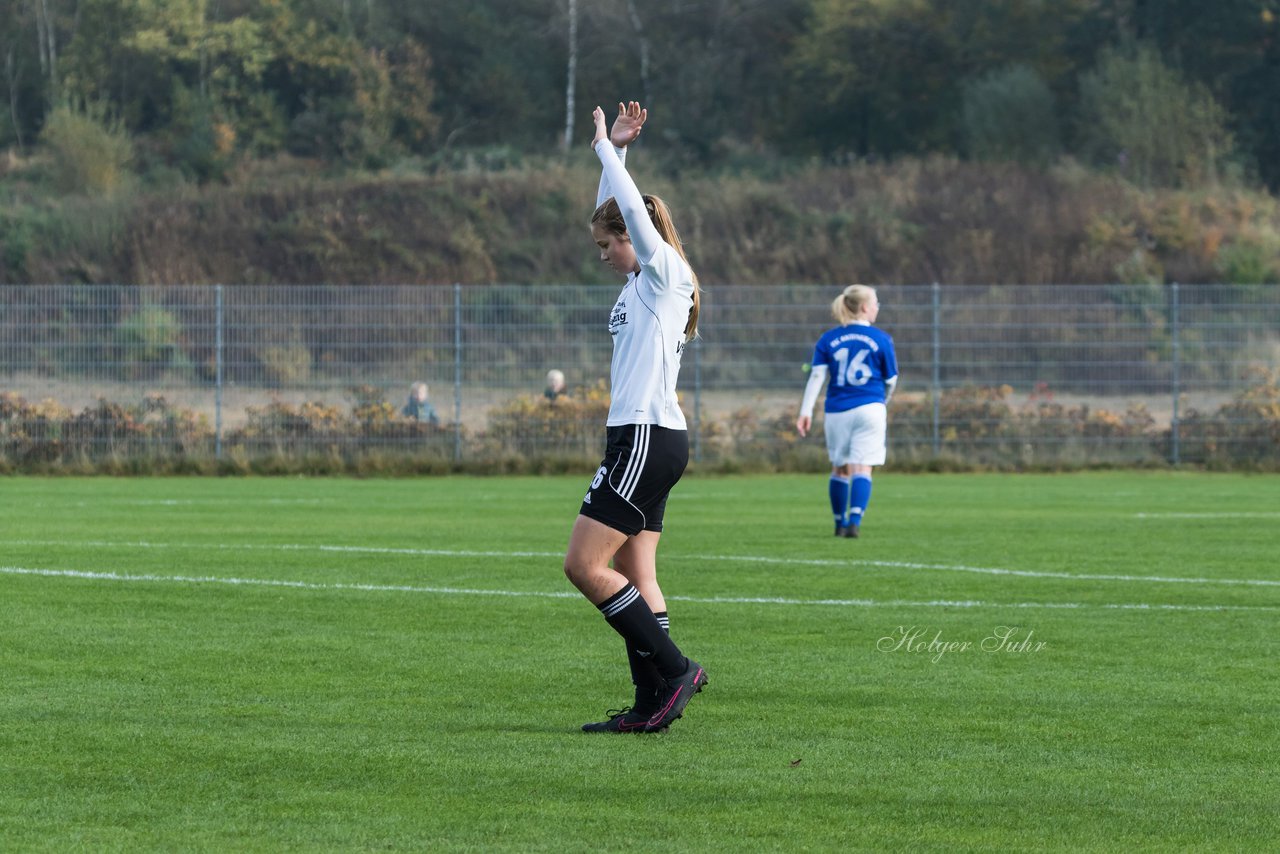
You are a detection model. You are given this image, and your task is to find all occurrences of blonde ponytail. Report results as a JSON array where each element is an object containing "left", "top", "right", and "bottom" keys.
[{"left": 831, "top": 284, "right": 876, "bottom": 326}]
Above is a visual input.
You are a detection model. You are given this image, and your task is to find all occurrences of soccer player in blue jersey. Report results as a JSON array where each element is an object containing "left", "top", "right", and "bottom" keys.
[
  {"left": 796, "top": 285, "right": 899, "bottom": 538},
  {"left": 564, "top": 101, "right": 707, "bottom": 734}
]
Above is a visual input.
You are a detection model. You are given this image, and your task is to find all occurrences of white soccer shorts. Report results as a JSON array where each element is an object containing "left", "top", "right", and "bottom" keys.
[{"left": 823, "top": 402, "right": 887, "bottom": 467}]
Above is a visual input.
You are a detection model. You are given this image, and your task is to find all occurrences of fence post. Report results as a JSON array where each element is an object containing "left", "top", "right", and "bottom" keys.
[
  {"left": 215, "top": 284, "right": 224, "bottom": 460},
  {"left": 693, "top": 337, "right": 701, "bottom": 464},
  {"left": 453, "top": 283, "right": 463, "bottom": 463},
  {"left": 1170, "top": 281, "right": 1181, "bottom": 467},
  {"left": 931, "top": 281, "right": 941, "bottom": 458}
]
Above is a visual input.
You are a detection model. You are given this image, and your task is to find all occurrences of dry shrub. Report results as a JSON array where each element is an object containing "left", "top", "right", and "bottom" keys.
[
  {"left": 0, "top": 391, "right": 209, "bottom": 469},
  {"left": 230, "top": 394, "right": 455, "bottom": 461},
  {"left": 5, "top": 377, "right": 1279, "bottom": 473},
  {"left": 482, "top": 381, "right": 611, "bottom": 460},
  {"left": 1177, "top": 369, "right": 1280, "bottom": 469},
  {"left": 11, "top": 152, "right": 1280, "bottom": 289},
  {"left": 885, "top": 385, "right": 1167, "bottom": 468}
]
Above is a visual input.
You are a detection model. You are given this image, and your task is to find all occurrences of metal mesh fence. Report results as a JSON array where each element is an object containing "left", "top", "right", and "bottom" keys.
[{"left": 2, "top": 283, "right": 1277, "bottom": 469}]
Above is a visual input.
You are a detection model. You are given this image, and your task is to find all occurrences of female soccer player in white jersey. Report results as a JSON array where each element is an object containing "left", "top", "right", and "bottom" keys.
[
  {"left": 796, "top": 285, "right": 899, "bottom": 538},
  {"left": 564, "top": 101, "right": 707, "bottom": 734}
]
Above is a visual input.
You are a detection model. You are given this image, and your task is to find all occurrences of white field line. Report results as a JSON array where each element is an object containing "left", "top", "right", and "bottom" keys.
[
  {"left": 1134, "top": 512, "right": 1280, "bottom": 519},
  {"left": 4, "top": 540, "right": 561, "bottom": 560},
  {"left": 727, "top": 555, "right": 1280, "bottom": 587},
  {"left": 31, "top": 498, "right": 334, "bottom": 507},
  {"left": 4, "top": 539, "right": 1279, "bottom": 588},
  {"left": 3, "top": 566, "right": 1278, "bottom": 613}
]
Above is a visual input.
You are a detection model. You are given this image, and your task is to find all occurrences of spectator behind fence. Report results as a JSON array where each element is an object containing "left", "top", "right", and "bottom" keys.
[
  {"left": 544, "top": 369, "right": 567, "bottom": 402},
  {"left": 402, "top": 381, "right": 440, "bottom": 426}
]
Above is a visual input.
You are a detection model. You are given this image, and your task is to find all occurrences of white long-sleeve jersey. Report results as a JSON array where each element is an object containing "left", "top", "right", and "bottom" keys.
[{"left": 594, "top": 139, "right": 694, "bottom": 429}]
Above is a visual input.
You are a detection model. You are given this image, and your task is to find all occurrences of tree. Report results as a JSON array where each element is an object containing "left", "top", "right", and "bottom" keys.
[
  {"left": 385, "top": 0, "right": 564, "bottom": 151},
  {"left": 1073, "top": 0, "right": 1280, "bottom": 188},
  {"left": 636, "top": 0, "right": 807, "bottom": 162},
  {"left": 0, "top": 1, "right": 33, "bottom": 149},
  {"left": 0, "top": 0, "right": 73, "bottom": 149},
  {"left": 1078, "top": 42, "right": 1234, "bottom": 187},
  {"left": 788, "top": 0, "right": 957, "bottom": 156},
  {"left": 962, "top": 64, "right": 1060, "bottom": 166},
  {"left": 60, "top": 0, "right": 173, "bottom": 136},
  {"left": 562, "top": 0, "right": 577, "bottom": 152}
]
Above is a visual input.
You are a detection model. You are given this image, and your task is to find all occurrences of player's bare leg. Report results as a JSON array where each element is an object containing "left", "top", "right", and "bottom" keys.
[
  {"left": 563, "top": 514, "right": 629, "bottom": 604},
  {"left": 613, "top": 530, "right": 664, "bottom": 612}
]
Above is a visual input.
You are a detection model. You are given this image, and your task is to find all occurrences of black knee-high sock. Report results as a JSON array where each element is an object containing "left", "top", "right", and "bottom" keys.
[
  {"left": 627, "top": 610, "right": 668, "bottom": 713},
  {"left": 599, "top": 586, "right": 686, "bottom": 680},
  {"left": 626, "top": 644, "right": 660, "bottom": 712}
]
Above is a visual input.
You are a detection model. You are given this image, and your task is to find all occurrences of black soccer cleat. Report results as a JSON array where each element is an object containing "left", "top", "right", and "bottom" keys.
[
  {"left": 581, "top": 706, "right": 654, "bottom": 734},
  {"left": 646, "top": 659, "right": 707, "bottom": 732},
  {"left": 843, "top": 523, "right": 860, "bottom": 538},
  {"left": 835, "top": 523, "right": 849, "bottom": 537}
]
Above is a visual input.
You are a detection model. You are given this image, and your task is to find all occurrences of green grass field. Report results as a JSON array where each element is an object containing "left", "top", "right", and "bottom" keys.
[{"left": 3, "top": 472, "right": 1278, "bottom": 851}]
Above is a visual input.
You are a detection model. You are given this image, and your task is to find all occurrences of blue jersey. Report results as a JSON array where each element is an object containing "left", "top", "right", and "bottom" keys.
[{"left": 812, "top": 323, "right": 898, "bottom": 413}]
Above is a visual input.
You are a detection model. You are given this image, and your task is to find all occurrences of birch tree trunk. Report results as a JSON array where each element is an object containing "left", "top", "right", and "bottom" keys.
[
  {"left": 39, "top": 0, "right": 55, "bottom": 90},
  {"left": 562, "top": 0, "right": 577, "bottom": 152},
  {"left": 625, "top": 0, "right": 651, "bottom": 107},
  {"left": 6, "top": 42, "right": 22, "bottom": 151},
  {"left": 31, "top": 0, "right": 47, "bottom": 77}
]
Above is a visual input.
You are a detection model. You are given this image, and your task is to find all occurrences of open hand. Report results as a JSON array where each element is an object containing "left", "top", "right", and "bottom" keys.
[
  {"left": 591, "top": 106, "right": 609, "bottom": 147},
  {"left": 610, "top": 101, "right": 647, "bottom": 148}
]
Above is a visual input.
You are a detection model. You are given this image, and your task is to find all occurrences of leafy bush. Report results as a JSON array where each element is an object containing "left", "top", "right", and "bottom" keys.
[
  {"left": 0, "top": 215, "right": 34, "bottom": 277},
  {"left": 962, "top": 65, "right": 1060, "bottom": 166},
  {"left": 257, "top": 343, "right": 313, "bottom": 385},
  {"left": 1078, "top": 43, "right": 1233, "bottom": 188},
  {"left": 1216, "top": 239, "right": 1279, "bottom": 285},
  {"left": 164, "top": 87, "right": 238, "bottom": 184},
  {"left": 40, "top": 103, "right": 135, "bottom": 195},
  {"left": 114, "top": 304, "right": 187, "bottom": 380}
]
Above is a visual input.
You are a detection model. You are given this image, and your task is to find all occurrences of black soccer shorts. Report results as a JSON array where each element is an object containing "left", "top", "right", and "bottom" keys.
[{"left": 579, "top": 423, "right": 689, "bottom": 536}]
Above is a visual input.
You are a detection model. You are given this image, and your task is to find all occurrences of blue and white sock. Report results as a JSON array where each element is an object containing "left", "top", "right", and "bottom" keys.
[
  {"left": 829, "top": 475, "right": 851, "bottom": 527},
  {"left": 849, "top": 475, "right": 873, "bottom": 527}
]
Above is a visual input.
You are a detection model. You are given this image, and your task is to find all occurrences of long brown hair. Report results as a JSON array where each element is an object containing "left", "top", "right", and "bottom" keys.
[{"left": 592, "top": 194, "right": 701, "bottom": 341}]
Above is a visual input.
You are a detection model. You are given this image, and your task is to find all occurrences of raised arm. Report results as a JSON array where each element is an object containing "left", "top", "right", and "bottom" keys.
[
  {"left": 594, "top": 102, "right": 645, "bottom": 208},
  {"left": 594, "top": 144, "right": 626, "bottom": 210},
  {"left": 591, "top": 104, "right": 663, "bottom": 265}
]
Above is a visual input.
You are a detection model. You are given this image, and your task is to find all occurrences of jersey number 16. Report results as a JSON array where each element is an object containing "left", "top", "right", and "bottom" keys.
[{"left": 832, "top": 347, "right": 872, "bottom": 387}]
